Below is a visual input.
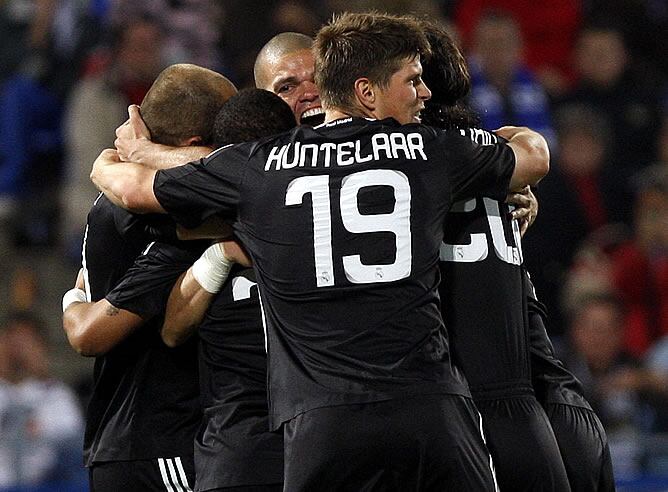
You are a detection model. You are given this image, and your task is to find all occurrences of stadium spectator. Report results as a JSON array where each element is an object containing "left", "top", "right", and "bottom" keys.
[
  {"left": 524, "top": 103, "right": 625, "bottom": 333},
  {"left": 558, "top": 294, "right": 645, "bottom": 433},
  {"left": 108, "top": 0, "right": 225, "bottom": 71},
  {"left": 562, "top": 20, "right": 663, "bottom": 172},
  {"left": 60, "top": 16, "right": 164, "bottom": 260},
  {"left": 454, "top": 0, "right": 581, "bottom": 97},
  {"left": 644, "top": 337, "right": 668, "bottom": 433},
  {"left": 0, "top": 311, "right": 84, "bottom": 487},
  {"left": 466, "top": 11, "right": 555, "bottom": 147},
  {"left": 610, "top": 165, "right": 668, "bottom": 357},
  {"left": 0, "top": 0, "right": 105, "bottom": 246}
]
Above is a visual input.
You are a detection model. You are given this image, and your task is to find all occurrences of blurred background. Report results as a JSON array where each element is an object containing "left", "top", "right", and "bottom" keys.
[{"left": 0, "top": 0, "right": 665, "bottom": 490}]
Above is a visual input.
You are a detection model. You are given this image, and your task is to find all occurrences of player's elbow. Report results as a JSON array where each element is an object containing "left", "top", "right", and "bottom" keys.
[
  {"left": 511, "top": 133, "right": 550, "bottom": 189},
  {"left": 121, "top": 187, "right": 151, "bottom": 214},
  {"left": 161, "top": 331, "right": 178, "bottom": 348},
  {"left": 161, "top": 323, "right": 189, "bottom": 348},
  {"left": 63, "top": 314, "right": 105, "bottom": 357},
  {"left": 524, "top": 132, "right": 550, "bottom": 185},
  {"left": 65, "top": 325, "right": 102, "bottom": 357},
  {"left": 161, "top": 331, "right": 182, "bottom": 348}
]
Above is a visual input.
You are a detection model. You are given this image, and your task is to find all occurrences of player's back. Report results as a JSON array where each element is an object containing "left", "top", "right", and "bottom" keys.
[
  {"left": 190, "top": 117, "right": 516, "bottom": 427},
  {"left": 195, "top": 266, "right": 283, "bottom": 490},
  {"left": 437, "top": 128, "right": 570, "bottom": 491},
  {"left": 438, "top": 133, "right": 530, "bottom": 397},
  {"left": 81, "top": 194, "right": 199, "bottom": 466}
]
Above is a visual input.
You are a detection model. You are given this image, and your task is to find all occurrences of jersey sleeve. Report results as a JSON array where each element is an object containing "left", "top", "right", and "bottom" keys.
[
  {"left": 112, "top": 207, "right": 179, "bottom": 245},
  {"left": 439, "top": 128, "right": 515, "bottom": 202},
  {"left": 153, "top": 143, "right": 250, "bottom": 229},
  {"left": 105, "top": 241, "right": 205, "bottom": 319}
]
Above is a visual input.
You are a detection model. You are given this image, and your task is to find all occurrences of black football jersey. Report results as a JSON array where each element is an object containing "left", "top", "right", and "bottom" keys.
[
  {"left": 524, "top": 272, "right": 592, "bottom": 409},
  {"left": 438, "top": 129, "right": 531, "bottom": 398},
  {"left": 153, "top": 117, "right": 515, "bottom": 428},
  {"left": 81, "top": 194, "right": 202, "bottom": 465},
  {"left": 196, "top": 266, "right": 283, "bottom": 489}
]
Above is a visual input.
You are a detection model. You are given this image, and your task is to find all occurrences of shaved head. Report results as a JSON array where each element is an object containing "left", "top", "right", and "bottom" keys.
[{"left": 254, "top": 32, "right": 314, "bottom": 89}]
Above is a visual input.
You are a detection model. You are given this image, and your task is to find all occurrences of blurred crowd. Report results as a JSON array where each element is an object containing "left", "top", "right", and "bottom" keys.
[{"left": 0, "top": 0, "right": 666, "bottom": 487}]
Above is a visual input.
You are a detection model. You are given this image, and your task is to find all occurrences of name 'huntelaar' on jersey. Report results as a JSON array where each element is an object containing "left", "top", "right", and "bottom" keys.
[{"left": 265, "top": 120, "right": 427, "bottom": 171}]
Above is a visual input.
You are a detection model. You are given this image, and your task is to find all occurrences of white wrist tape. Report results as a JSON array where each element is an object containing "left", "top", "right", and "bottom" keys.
[
  {"left": 192, "top": 243, "right": 233, "bottom": 294},
  {"left": 62, "top": 288, "right": 87, "bottom": 312}
]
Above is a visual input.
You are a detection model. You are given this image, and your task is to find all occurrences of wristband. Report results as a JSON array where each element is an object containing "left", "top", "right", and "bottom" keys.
[
  {"left": 192, "top": 243, "right": 233, "bottom": 294},
  {"left": 62, "top": 288, "right": 87, "bottom": 312}
]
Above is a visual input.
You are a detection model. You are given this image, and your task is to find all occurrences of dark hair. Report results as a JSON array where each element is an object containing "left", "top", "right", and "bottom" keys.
[
  {"left": 141, "top": 64, "right": 237, "bottom": 146},
  {"left": 314, "top": 12, "right": 431, "bottom": 112},
  {"left": 421, "top": 22, "right": 470, "bottom": 106},
  {"left": 213, "top": 89, "right": 297, "bottom": 147},
  {"left": 419, "top": 21, "right": 479, "bottom": 130}
]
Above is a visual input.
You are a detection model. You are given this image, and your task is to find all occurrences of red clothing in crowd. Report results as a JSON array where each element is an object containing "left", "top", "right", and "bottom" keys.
[
  {"left": 454, "top": 0, "right": 581, "bottom": 87},
  {"left": 611, "top": 242, "right": 668, "bottom": 357}
]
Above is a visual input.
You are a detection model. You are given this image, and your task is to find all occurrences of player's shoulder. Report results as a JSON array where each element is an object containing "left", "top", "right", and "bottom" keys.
[
  {"left": 205, "top": 127, "right": 298, "bottom": 162},
  {"left": 425, "top": 125, "right": 500, "bottom": 146}
]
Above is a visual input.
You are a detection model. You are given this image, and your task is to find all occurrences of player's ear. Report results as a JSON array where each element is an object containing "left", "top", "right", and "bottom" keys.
[
  {"left": 183, "top": 136, "right": 203, "bottom": 146},
  {"left": 354, "top": 77, "right": 375, "bottom": 111}
]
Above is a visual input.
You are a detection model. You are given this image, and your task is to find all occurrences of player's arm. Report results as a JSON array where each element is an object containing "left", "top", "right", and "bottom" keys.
[
  {"left": 115, "top": 105, "right": 212, "bottom": 169},
  {"left": 90, "top": 149, "right": 163, "bottom": 213},
  {"left": 176, "top": 216, "right": 234, "bottom": 241},
  {"left": 495, "top": 126, "right": 549, "bottom": 190},
  {"left": 62, "top": 271, "right": 144, "bottom": 357},
  {"left": 162, "top": 240, "right": 250, "bottom": 347}
]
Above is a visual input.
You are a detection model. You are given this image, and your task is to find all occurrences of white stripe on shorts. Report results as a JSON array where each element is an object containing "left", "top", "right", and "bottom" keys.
[
  {"left": 174, "top": 457, "right": 193, "bottom": 491},
  {"left": 158, "top": 458, "right": 175, "bottom": 492},
  {"left": 476, "top": 410, "right": 499, "bottom": 492}
]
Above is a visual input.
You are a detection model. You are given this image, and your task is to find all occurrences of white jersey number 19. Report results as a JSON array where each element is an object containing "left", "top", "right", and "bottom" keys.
[{"left": 286, "top": 169, "right": 412, "bottom": 287}]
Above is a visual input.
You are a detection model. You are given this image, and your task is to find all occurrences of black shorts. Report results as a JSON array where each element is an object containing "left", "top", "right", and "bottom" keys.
[
  {"left": 475, "top": 395, "right": 570, "bottom": 491},
  {"left": 89, "top": 456, "right": 195, "bottom": 492},
  {"left": 207, "top": 485, "right": 282, "bottom": 491},
  {"left": 546, "top": 403, "right": 615, "bottom": 492},
  {"left": 283, "top": 394, "right": 498, "bottom": 491}
]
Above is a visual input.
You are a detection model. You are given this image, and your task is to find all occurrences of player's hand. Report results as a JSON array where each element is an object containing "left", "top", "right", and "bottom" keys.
[
  {"left": 506, "top": 186, "right": 538, "bottom": 236},
  {"left": 94, "top": 148, "right": 122, "bottom": 166},
  {"left": 220, "top": 239, "right": 252, "bottom": 267},
  {"left": 115, "top": 105, "right": 153, "bottom": 162}
]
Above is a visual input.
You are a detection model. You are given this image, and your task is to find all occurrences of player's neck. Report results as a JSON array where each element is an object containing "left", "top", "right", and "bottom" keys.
[
  {"left": 324, "top": 107, "right": 374, "bottom": 123},
  {"left": 324, "top": 108, "right": 352, "bottom": 123}
]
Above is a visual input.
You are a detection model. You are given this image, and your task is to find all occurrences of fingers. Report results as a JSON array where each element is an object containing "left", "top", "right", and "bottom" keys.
[
  {"left": 128, "top": 104, "right": 150, "bottom": 137},
  {"left": 75, "top": 269, "right": 85, "bottom": 289},
  {"left": 511, "top": 206, "right": 530, "bottom": 221},
  {"left": 506, "top": 191, "right": 531, "bottom": 208}
]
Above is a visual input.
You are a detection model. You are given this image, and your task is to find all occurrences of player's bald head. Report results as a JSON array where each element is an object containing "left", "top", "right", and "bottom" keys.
[
  {"left": 141, "top": 63, "right": 237, "bottom": 146},
  {"left": 254, "top": 32, "right": 314, "bottom": 89}
]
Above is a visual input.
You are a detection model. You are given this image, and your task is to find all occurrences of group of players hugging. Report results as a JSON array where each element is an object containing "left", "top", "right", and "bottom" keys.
[{"left": 61, "top": 11, "right": 614, "bottom": 492}]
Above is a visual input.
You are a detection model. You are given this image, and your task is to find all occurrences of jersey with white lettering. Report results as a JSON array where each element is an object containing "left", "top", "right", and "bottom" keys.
[
  {"left": 438, "top": 129, "right": 531, "bottom": 398},
  {"left": 153, "top": 117, "right": 516, "bottom": 428},
  {"left": 196, "top": 266, "right": 283, "bottom": 489},
  {"left": 81, "top": 194, "right": 202, "bottom": 465}
]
